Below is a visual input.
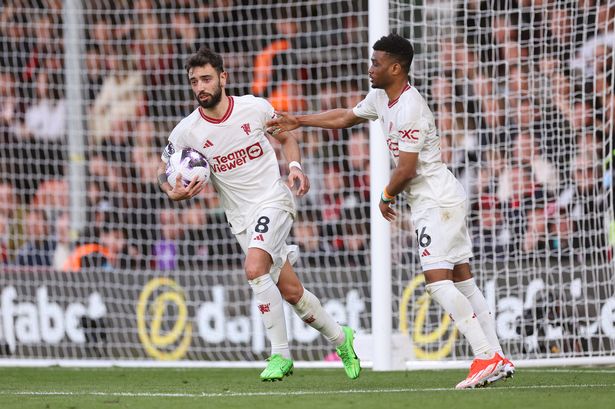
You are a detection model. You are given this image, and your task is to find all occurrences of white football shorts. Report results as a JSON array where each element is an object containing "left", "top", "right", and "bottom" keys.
[
  {"left": 411, "top": 201, "right": 473, "bottom": 271},
  {"left": 235, "top": 207, "right": 298, "bottom": 283}
]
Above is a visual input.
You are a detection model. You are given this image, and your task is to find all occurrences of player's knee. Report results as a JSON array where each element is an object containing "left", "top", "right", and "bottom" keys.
[
  {"left": 244, "top": 261, "right": 268, "bottom": 281},
  {"left": 280, "top": 285, "right": 304, "bottom": 305}
]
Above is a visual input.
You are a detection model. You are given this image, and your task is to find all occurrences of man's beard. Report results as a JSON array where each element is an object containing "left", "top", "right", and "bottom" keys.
[{"left": 196, "top": 85, "right": 223, "bottom": 109}]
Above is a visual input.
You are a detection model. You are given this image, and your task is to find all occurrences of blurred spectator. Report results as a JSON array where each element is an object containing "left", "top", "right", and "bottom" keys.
[
  {"left": 0, "top": 5, "right": 31, "bottom": 72},
  {"left": 569, "top": 91, "right": 599, "bottom": 133},
  {"left": 558, "top": 148, "right": 607, "bottom": 258},
  {"left": 545, "top": 2, "right": 579, "bottom": 64},
  {"left": 88, "top": 47, "right": 145, "bottom": 144},
  {"left": 87, "top": 16, "right": 113, "bottom": 57},
  {"left": 510, "top": 131, "right": 559, "bottom": 194},
  {"left": 0, "top": 179, "right": 19, "bottom": 264},
  {"left": 343, "top": 80, "right": 365, "bottom": 108},
  {"left": 572, "top": 2, "right": 615, "bottom": 77},
  {"left": 438, "top": 109, "right": 479, "bottom": 194},
  {"left": 0, "top": 70, "right": 22, "bottom": 142},
  {"left": 168, "top": 11, "right": 200, "bottom": 115},
  {"left": 338, "top": 206, "right": 369, "bottom": 267},
  {"left": 522, "top": 199, "right": 550, "bottom": 253},
  {"left": 320, "top": 162, "right": 361, "bottom": 251},
  {"left": 132, "top": 119, "right": 160, "bottom": 187},
  {"left": 13, "top": 207, "right": 54, "bottom": 267},
  {"left": 476, "top": 148, "right": 506, "bottom": 196},
  {"left": 24, "top": 13, "right": 63, "bottom": 83},
  {"left": 180, "top": 200, "right": 211, "bottom": 269},
  {"left": 64, "top": 213, "right": 134, "bottom": 271},
  {"left": 251, "top": 7, "right": 308, "bottom": 112},
  {"left": 473, "top": 72, "right": 507, "bottom": 146},
  {"left": 293, "top": 209, "right": 324, "bottom": 264},
  {"left": 472, "top": 195, "right": 507, "bottom": 258},
  {"left": 497, "top": 163, "right": 539, "bottom": 254},
  {"left": 131, "top": 13, "right": 174, "bottom": 118},
  {"left": 0, "top": 179, "right": 23, "bottom": 252},
  {"left": 31, "top": 177, "right": 70, "bottom": 219},
  {"left": 0, "top": 210, "right": 9, "bottom": 264},
  {"left": 297, "top": 129, "right": 324, "bottom": 204},
  {"left": 52, "top": 211, "right": 71, "bottom": 271},
  {"left": 318, "top": 83, "right": 343, "bottom": 111},
  {"left": 549, "top": 207, "right": 574, "bottom": 254},
  {"left": 24, "top": 69, "right": 65, "bottom": 142},
  {"left": 346, "top": 128, "right": 370, "bottom": 202},
  {"left": 591, "top": 44, "right": 614, "bottom": 98},
  {"left": 154, "top": 208, "right": 182, "bottom": 270},
  {"left": 84, "top": 45, "right": 106, "bottom": 104}
]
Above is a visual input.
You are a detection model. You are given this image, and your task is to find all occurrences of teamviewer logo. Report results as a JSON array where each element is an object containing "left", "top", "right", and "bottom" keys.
[{"left": 247, "top": 142, "right": 263, "bottom": 159}]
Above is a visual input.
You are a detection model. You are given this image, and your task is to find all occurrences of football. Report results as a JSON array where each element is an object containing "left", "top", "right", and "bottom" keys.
[{"left": 165, "top": 148, "right": 210, "bottom": 188}]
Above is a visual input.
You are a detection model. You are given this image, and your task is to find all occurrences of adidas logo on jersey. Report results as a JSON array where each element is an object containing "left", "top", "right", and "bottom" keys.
[
  {"left": 421, "top": 248, "right": 430, "bottom": 257},
  {"left": 203, "top": 139, "right": 214, "bottom": 148},
  {"left": 254, "top": 234, "right": 265, "bottom": 241}
]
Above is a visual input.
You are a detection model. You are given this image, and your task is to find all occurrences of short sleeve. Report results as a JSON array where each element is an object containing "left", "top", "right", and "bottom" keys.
[
  {"left": 259, "top": 97, "right": 276, "bottom": 126},
  {"left": 397, "top": 106, "right": 425, "bottom": 153},
  {"left": 352, "top": 90, "right": 379, "bottom": 121}
]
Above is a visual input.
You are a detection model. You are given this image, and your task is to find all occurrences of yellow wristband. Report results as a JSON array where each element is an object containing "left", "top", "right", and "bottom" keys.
[{"left": 383, "top": 188, "right": 395, "bottom": 200}]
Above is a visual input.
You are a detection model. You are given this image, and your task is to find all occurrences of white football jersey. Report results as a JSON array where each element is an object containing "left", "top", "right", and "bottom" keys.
[
  {"left": 353, "top": 84, "right": 466, "bottom": 211},
  {"left": 162, "top": 95, "right": 295, "bottom": 234}
]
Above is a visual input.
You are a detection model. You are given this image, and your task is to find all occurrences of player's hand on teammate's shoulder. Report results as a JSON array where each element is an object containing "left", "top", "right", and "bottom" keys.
[
  {"left": 166, "top": 174, "right": 205, "bottom": 201},
  {"left": 266, "top": 111, "right": 300, "bottom": 134},
  {"left": 287, "top": 167, "right": 310, "bottom": 197}
]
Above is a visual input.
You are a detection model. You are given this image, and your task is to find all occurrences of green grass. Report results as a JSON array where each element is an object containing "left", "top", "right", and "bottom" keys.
[{"left": 0, "top": 366, "right": 613, "bottom": 409}]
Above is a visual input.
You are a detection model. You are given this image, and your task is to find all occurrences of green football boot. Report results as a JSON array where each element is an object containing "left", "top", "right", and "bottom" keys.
[
  {"left": 260, "top": 354, "right": 294, "bottom": 381},
  {"left": 336, "top": 326, "right": 361, "bottom": 379}
]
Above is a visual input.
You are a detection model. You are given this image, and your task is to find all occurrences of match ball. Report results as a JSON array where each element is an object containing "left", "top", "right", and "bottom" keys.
[{"left": 166, "top": 148, "right": 210, "bottom": 188}]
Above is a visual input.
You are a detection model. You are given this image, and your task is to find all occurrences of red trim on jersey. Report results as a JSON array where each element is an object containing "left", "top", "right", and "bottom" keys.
[
  {"left": 199, "top": 96, "right": 234, "bottom": 124},
  {"left": 387, "top": 84, "right": 411, "bottom": 108}
]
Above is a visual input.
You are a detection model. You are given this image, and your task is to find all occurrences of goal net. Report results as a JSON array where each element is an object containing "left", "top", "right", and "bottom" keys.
[
  {"left": 0, "top": 0, "right": 613, "bottom": 367},
  {"left": 389, "top": 0, "right": 615, "bottom": 364}
]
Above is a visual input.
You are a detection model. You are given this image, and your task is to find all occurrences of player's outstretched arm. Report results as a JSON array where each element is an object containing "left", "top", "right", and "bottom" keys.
[
  {"left": 266, "top": 108, "right": 366, "bottom": 133},
  {"left": 156, "top": 160, "right": 204, "bottom": 201}
]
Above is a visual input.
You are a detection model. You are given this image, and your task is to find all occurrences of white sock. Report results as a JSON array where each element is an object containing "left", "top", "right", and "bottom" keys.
[
  {"left": 455, "top": 278, "right": 504, "bottom": 356},
  {"left": 248, "top": 274, "right": 291, "bottom": 359},
  {"left": 425, "top": 279, "right": 492, "bottom": 359},
  {"left": 291, "top": 289, "right": 345, "bottom": 346}
]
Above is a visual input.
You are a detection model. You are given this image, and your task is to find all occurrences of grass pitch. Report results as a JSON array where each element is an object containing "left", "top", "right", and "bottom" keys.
[{"left": 0, "top": 366, "right": 613, "bottom": 409}]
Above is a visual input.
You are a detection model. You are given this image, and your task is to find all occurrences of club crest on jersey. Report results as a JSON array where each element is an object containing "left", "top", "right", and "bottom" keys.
[
  {"left": 210, "top": 142, "right": 264, "bottom": 173},
  {"left": 241, "top": 123, "right": 251, "bottom": 135}
]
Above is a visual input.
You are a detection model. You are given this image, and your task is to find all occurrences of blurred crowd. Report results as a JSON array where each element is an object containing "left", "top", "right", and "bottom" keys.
[{"left": 0, "top": 0, "right": 613, "bottom": 273}]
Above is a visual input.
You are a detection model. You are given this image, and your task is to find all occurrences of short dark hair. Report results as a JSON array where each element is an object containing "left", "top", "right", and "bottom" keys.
[
  {"left": 373, "top": 33, "right": 414, "bottom": 74},
  {"left": 185, "top": 46, "right": 225, "bottom": 74}
]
